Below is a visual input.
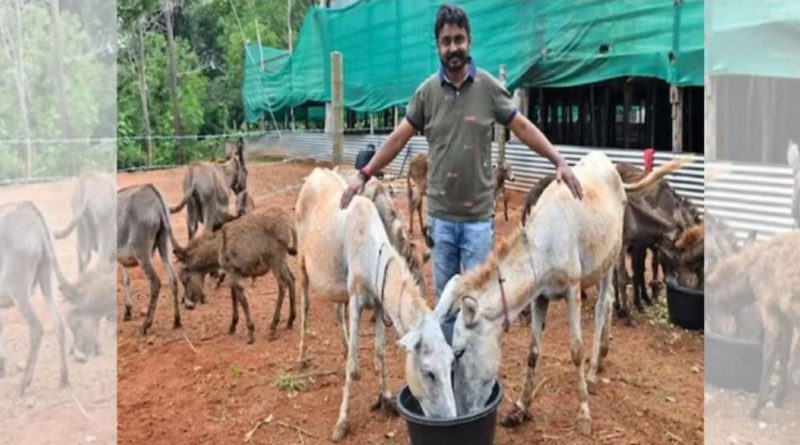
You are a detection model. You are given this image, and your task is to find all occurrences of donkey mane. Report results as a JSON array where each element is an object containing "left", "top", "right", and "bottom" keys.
[{"left": 460, "top": 227, "right": 523, "bottom": 293}]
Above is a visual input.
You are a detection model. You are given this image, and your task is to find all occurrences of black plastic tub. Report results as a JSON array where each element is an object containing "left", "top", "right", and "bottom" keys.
[
  {"left": 397, "top": 381, "right": 503, "bottom": 445},
  {"left": 706, "top": 331, "right": 763, "bottom": 392},
  {"left": 665, "top": 275, "right": 704, "bottom": 330}
]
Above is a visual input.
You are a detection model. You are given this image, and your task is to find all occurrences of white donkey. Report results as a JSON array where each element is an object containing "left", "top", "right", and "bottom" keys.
[
  {"left": 295, "top": 168, "right": 456, "bottom": 442},
  {"left": 436, "top": 152, "right": 690, "bottom": 435}
]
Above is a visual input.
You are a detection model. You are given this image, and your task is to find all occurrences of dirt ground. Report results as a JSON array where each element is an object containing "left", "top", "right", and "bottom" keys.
[
  {"left": 117, "top": 159, "right": 704, "bottom": 445},
  {"left": 0, "top": 179, "right": 117, "bottom": 445}
]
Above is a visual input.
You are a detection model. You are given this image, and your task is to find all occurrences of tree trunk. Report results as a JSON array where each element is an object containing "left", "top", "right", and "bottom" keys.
[
  {"left": 165, "top": 0, "right": 184, "bottom": 165},
  {"left": 137, "top": 15, "right": 154, "bottom": 166},
  {"left": 51, "top": 0, "right": 73, "bottom": 175},
  {"left": 12, "top": 0, "right": 33, "bottom": 178}
]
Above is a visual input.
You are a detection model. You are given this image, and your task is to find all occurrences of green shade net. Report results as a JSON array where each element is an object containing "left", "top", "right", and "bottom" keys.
[
  {"left": 706, "top": 0, "right": 800, "bottom": 80},
  {"left": 243, "top": 0, "right": 703, "bottom": 123}
]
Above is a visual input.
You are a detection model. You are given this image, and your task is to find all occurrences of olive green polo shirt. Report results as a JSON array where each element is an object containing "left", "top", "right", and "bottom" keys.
[{"left": 405, "top": 62, "right": 517, "bottom": 221}]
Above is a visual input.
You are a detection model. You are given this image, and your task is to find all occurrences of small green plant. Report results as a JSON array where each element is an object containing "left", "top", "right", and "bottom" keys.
[
  {"left": 274, "top": 373, "right": 305, "bottom": 392},
  {"left": 228, "top": 363, "right": 243, "bottom": 379}
]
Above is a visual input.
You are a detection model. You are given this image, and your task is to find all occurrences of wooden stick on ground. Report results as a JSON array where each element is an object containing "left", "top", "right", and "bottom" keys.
[
  {"left": 276, "top": 420, "right": 317, "bottom": 439},
  {"left": 71, "top": 391, "right": 92, "bottom": 421},
  {"left": 183, "top": 332, "right": 199, "bottom": 355}
]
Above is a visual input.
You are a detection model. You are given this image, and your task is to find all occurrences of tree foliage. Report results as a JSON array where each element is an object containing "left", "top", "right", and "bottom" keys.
[{"left": 116, "top": 0, "right": 310, "bottom": 170}]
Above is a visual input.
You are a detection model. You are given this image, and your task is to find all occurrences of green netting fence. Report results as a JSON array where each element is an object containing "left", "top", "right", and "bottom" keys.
[{"left": 243, "top": 0, "right": 703, "bottom": 123}]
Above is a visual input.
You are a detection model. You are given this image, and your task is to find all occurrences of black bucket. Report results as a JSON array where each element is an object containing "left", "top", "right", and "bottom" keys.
[
  {"left": 397, "top": 381, "right": 503, "bottom": 445},
  {"left": 706, "top": 331, "right": 763, "bottom": 392},
  {"left": 665, "top": 275, "right": 704, "bottom": 330}
]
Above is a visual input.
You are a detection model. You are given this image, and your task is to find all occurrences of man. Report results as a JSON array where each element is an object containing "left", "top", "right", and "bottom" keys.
[{"left": 340, "top": 4, "right": 582, "bottom": 306}]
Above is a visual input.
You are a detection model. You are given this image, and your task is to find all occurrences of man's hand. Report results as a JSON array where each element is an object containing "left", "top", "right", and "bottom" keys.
[
  {"left": 556, "top": 161, "right": 583, "bottom": 200},
  {"left": 340, "top": 174, "right": 366, "bottom": 209}
]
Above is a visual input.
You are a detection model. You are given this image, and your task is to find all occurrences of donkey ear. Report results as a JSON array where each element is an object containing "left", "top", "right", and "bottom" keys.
[
  {"left": 461, "top": 296, "right": 480, "bottom": 328},
  {"left": 397, "top": 329, "right": 421, "bottom": 352},
  {"left": 433, "top": 274, "right": 460, "bottom": 321}
]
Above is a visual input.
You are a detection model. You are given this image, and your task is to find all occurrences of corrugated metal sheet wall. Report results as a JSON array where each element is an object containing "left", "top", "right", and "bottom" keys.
[{"left": 252, "top": 132, "right": 800, "bottom": 244}]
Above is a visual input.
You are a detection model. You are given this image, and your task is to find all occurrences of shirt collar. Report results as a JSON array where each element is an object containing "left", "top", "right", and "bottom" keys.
[{"left": 439, "top": 58, "right": 476, "bottom": 87}]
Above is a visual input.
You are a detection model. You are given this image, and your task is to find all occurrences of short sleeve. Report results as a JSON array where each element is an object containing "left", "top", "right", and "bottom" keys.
[
  {"left": 490, "top": 77, "right": 518, "bottom": 126},
  {"left": 405, "top": 84, "right": 426, "bottom": 131}
]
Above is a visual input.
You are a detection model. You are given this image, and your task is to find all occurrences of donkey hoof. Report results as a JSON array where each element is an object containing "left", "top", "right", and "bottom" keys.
[
  {"left": 183, "top": 299, "right": 195, "bottom": 310},
  {"left": 577, "top": 416, "right": 592, "bottom": 436},
  {"left": 286, "top": 318, "right": 295, "bottom": 330},
  {"left": 123, "top": 307, "right": 132, "bottom": 321},
  {"left": 60, "top": 372, "right": 70, "bottom": 388},
  {"left": 229, "top": 324, "right": 237, "bottom": 335},
  {"left": 267, "top": 330, "right": 279, "bottom": 342},
  {"left": 173, "top": 318, "right": 182, "bottom": 329},
  {"left": 141, "top": 323, "right": 151, "bottom": 336},
  {"left": 331, "top": 421, "right": 349, "bottom": 442},
  {"left": 351, "top": 370, "right": 361, "bottom": 381},
  {"left": 499, "top": 407, "right": 531, "bottom": 427},
  {"left": 296, "top": 360, "right": 309, "bottom": 371},
  {"left": 371, "top": 394, "right": 398, "bottom": 416},
  {"left": 586, "top": 377, "right": 598, "bottom": 395}
]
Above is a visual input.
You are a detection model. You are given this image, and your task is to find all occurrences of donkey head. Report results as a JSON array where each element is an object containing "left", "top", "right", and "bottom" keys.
[
  {"left": 220, "top": 139, "right": 248, "bottom": 194},
  {"left": 436, "top": 275, "right": 503, "bottom": 415},
  {"left": 398, "top": 314, "right": 458, "bottom": 418}
]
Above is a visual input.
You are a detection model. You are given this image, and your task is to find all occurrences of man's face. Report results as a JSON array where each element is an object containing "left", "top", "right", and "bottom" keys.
[{"left": 437, "top": 23, "right": 470, "bottom": 72}]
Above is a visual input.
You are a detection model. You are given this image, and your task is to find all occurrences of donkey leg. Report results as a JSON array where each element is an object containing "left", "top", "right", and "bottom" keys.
[
  {"left": 632, "top": 246, "right": 648, "bottom": 311},
  {"left": 336, "top": 303, "right": 349, "bottom": 359},
  {"left": 13, "top": 281, "right": 42, "bottom": 395},
  {"left": 566, "top": 284, "right": 591, "bottom": 435},
  {"left": 235, "top": 281, "right": 256, "bottom": 344},
  {"left": 283, "top": 264, "right": 297, "bottom": 329},
  {"left": 502, "top": 296, "right": 549, "bottom": 427},
  {"left": 752, "top": 310, "right": 781, "bottom": 419},
  {"left": 333, "top": 294, "right": 363, "bottom": 442},
  {"left": 40, "top": 267, "right": 69, "bottom": 388},
  {"left": 587, "top": 272, "right": 613, "bottom": 394},
  {"left": 773, "top": 321, "right": 793, "bottom": 408},
  {"left": 139, "top": 256, "right": 162, "bottom": 336},
  {"left": 158, "top": 232, "right": 184, "bottom": 326},
  {"left": 297, "top": 257, "right": 311, "bottom": 369},
  {"left": 371, "top": 305, "right": 397, "bottom": 415},
  {"left": 269, "top": 271, "right": 285, "bottom": 341},
  {"left": 122, "top": 267, "right": 133, "bottom": 321},
  {"left": 228, "top": 279, "right": 239, "bottom": 335}
]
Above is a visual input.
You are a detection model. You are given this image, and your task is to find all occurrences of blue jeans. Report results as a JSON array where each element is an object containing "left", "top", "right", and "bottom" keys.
[{"left": 428, "top": 215, "right": 494, "bottom": 342}]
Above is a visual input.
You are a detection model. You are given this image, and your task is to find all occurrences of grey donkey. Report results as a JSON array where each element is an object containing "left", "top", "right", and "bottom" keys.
[
  {"left": 117, "top": 184, "right": 185, "bottom": 335},
  {"left": 54, "top": 172, "right": 116, "bottom": 274},
  {"left": 170, "top": 140, "right": 248, "bottom": 240},
  {"left": 0, "top": 202, "right": 70, "bottom": 395}
]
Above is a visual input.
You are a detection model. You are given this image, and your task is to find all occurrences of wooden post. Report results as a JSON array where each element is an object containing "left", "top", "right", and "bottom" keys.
[
  {"left": 331, "top": 51, "right": 344, "bottom": 165},
  {"left": 496, "top": 65, "right": 508, "bottom": 163},
  {"left": 704, "top": 76, "right": 716, "bottom": 160},
  {"left": 590, "top": 85, "right": 598, "bottom": 146},
  {"left": 670, "top": 85, "right": 683, "bottom": 152},
  {"left": 624, "top": 78, "right": 632, "bottom": 149}
]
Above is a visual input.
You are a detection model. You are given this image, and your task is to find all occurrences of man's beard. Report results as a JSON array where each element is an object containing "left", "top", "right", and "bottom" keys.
[{"left": 441, "top": 51, "right": 467, "bottom": 71}]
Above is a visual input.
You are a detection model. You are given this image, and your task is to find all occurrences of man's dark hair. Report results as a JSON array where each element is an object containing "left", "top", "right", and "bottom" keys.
[{"left": 434, "top": 4, "right": 470, "bottom": 41}]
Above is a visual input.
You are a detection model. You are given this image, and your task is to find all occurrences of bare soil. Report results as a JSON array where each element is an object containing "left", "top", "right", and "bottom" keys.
[
  {"left": 117, "top": 160, "right": 703, "bottom": 445},
  {"left": 0, "top": 179, "right": 116, "bottom": 445}
]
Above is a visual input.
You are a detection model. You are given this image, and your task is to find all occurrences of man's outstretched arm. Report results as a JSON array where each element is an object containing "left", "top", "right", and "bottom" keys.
[
  {"left": 507, "top": 113, "right": 583, "bottom": 200},
  {"left": 340, "top": 119, "right": 418, "bottom": 208}
]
